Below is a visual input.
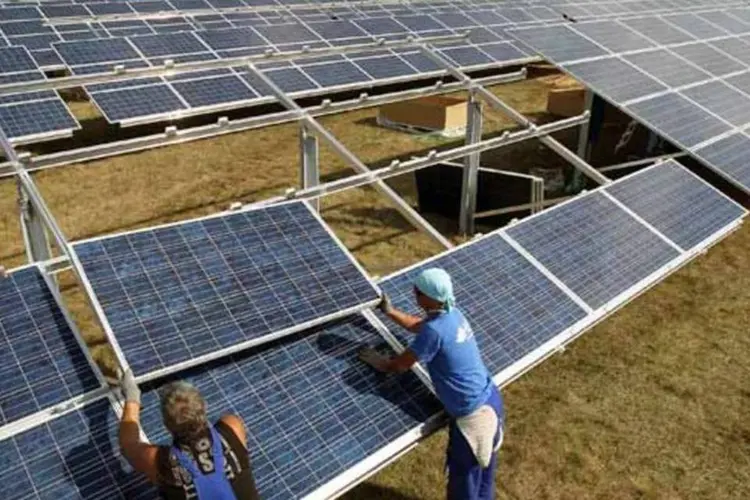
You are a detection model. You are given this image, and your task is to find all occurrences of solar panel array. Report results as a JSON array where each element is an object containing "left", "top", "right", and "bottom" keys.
[
  {"left": 380, "top": 160, "right": 746, "bottom": 381},
  {"left": 508, "top": 7, "right": 750, "bottom": 194},
  {"left": 72, "top": 200, "right": 380, "bottom": 381},
  {"left": 0, "top": 266, "right": 99, "bottom": 428},
  {"left": 136, "top": 315, "right": 442, "bottom": 500}
]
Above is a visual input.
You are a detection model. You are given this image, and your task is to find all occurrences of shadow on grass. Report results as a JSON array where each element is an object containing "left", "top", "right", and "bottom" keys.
[{"left": 342, "top": 483, "right": 426, "bottom": 500}]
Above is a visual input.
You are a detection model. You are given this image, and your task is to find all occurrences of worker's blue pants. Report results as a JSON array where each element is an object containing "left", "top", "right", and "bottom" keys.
[{"left": 446, "top": 387, "right": 503, "bottom": 500}]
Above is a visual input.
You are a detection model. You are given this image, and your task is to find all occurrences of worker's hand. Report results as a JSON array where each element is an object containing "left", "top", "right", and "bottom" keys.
[
  {"left": 119, "top": 368, "right": 141, "bottom": 405},
  {"left": 359, "top": 347, "right": 390, "bottom": 372},
  {"left": 378, "top": 294, "right": 393, "bottom": 315}
]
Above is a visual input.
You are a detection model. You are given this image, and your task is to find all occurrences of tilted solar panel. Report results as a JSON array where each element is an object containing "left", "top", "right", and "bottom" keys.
[
  {"left": 171, "top": 74, "right": 259, "bottom": 107},
  {"left": 506, "top": 192, "right": 681, "bottom": 310},
  {"left": 0, "top": 98, "right": 80, "bottom": 142},
  {"left": 137, "top": 315, "right": 441, "bottom": 500},
  {"left": 0, "top": 398, "right": 156, "bottom": 499},
  {"left": 0, "top": 46, "right": 39, "bottom": 73},
  {"left": 0, "top": 267, "right": 99, "bottom": 428},
  {"left": 692, "top": 131, "right": 750, "bottom": 192},
  {"left": 379, "top": 233, "right": 589, "bottom": 378},
  {"left": 90, "top": 84, "right": 187, "bottom": 123},
  {"left": 604, "top": 160, "right": 746, "bottom": 250},
  {"left": 73, "top": 201, "right": 380, "bottom": 381}
]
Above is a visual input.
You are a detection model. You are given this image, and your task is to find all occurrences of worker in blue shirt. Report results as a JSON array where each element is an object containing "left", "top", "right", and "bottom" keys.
[{"left": 359, "top": 268, "right": 504, "bottom": 500}]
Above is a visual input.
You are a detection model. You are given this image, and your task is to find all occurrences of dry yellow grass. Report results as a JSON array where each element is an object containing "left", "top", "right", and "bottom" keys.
[{"left": 1, "top": 75, "right": 748, "bottom": 499}]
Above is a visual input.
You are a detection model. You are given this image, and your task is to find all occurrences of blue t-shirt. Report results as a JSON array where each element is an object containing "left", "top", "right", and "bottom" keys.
[{"left": 409, "top": 308, "right": 494, "bottom": 418}]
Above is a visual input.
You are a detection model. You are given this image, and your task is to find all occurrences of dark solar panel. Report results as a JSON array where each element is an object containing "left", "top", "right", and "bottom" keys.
[
  {"left": 605, "top": 161, "right": 746, "bottom": 249},
  {"left": 129, "top": 32, "right": 210, "bottom": 58},
  {"left": 195, "top": 27, "right": 266, "bottom": 51},
  {"left": 73, "top": 201, "right": 380, "bottom": 379},
  {"left": 301, "top": 61, "right": 372, "bottom": 87},
  {"left": 0, "top": 98, "right": 79, "bottom": 141},
  {"left": 681, "top": 80, "right": 750, "bottom": 128},
  {"left": 354, "top": 55, "right": 417, "bottom": 79},
  {"left": 562, "top": 57, "right": 667, "bottom": 103},
  {"left": 0, "top": 46, "right": 38, "bottom": 73},
  {"left": 54, "top": 37, "right": 141, "bottom": 66},
  {"left": 90, "top": 84, "right": 187, "bottom": 123},
  {"left": 693, "top": 132, "right": 750, "bottom": 192},
  {"left": 506, "top": 192, "right": 680, "bottom": 309},
  {"left": 0, "top": 267, "right": 99, "bottom": 426},
  {"left": 263, "top": 67, "right": 319, "bottom": 93},
  {"left": 172, "top": 74, "right": 258, "bottom": 107}
]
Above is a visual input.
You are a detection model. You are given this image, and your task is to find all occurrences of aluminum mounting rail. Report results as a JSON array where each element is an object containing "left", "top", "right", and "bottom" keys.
[{"left": 0, "top": 33, "right": 466, "bottom": 96}]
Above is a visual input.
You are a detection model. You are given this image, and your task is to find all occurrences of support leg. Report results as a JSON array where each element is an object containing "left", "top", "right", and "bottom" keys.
[
  {"left": 17, "top": 176, "right": 51, "bottom": 264},
  {"left": 459, "top": 92, "right": 483, "bottom": 236},
  {"left": 299, "top": 124, "right": 320, "bottom": 212}
]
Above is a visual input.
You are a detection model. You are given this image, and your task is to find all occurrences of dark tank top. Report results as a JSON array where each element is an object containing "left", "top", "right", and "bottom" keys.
[{"left": 155, "top": 420, "right": 260, "bottom": 500}]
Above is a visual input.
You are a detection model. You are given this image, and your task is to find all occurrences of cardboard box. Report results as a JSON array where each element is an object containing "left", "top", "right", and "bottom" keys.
[
  {"left": 546, "top": 87, "right": 585, "bottom": 117},
  {"left": 378, "top": 96, "right": 467, "bottom": 132}
]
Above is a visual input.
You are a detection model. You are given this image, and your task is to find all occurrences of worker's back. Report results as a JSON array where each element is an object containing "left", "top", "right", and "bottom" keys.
[{"left": 155, "top": 419, "right": 259, "bottom": 500}]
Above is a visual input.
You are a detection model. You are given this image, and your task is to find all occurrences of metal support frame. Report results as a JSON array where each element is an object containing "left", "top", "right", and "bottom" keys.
[
  {"left": 245, "top": 63, "right": 454, "bottom": 249},
  {"left": 0, "top": 71, "right": 527, "bottom": 179},
  {"left": 299, "top": 124, "right": 320, "bottom": 212},
  {"left": 459, "top": 90, "right": 484, "bottom": 236},
  {"left": 598, "top": 151, "right": 689, "bottom": 173},
  {"left": 419, "top": 45, "right": 611, "bottom": 186},
  {"left": 16, "top": 174, "right": 51, "bottom": 264},
  {"left": 576, "top": 90, "right": 594, "bottom": 161}
]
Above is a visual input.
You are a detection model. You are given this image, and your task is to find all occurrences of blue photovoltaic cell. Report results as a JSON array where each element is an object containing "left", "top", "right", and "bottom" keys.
[
  {"left": 40, "top": 4, "right": 89, "bottom": 18},
  {"left": 709, "top": 38, "right": 750, "bottom": 65},
  {"left": 129, "top": 32, "right": 209, "bottom": 58},
  {"left": 624, "top": 49, "right": 712, "bottom": 88},
  {"left": 563, "top": 57, "right": 667, "bottom": 103},
  {"left": 86, "top": 2, "right": 136, "bottom": 16},
  {"left": 0, "top": 7, "right": 42, "bottom": 22},
  {"left": 0, "top": 399, "right": 156, "bottom": 500},
  {"left": 478, "top": 42, "right": 529, "bottom": 63},
  {"left": 626, "top": 93, "right": 730, "bottom": 149},
  {"left": 379, "top": 235, "right": 588, "bottom": 376},
  {"left": 0, "top": 98, "right": 79, "bottom": 140},
  {"left": 397, "top": 50, "right": 444, "bottom": 72},
  {"left": 138, "top": 316, "right": 441, "bottom": 500},
  {"left": 0, "top": 20, "right": 51, "bottom": 36},
  {"left": 54, "top": 38, "right": 141, "bottom": 66},
  {"left": 671, "top": 43, "right": 746, "bottom": 77},
  {"left": 308, "top": 20, "right": 369, "bottom": 40},
  {"left": 394, "top": 14, "right": 445, "bottom": 32},
  {"left": 0, "top": 89, "right": 57, "bottom": 106},
  {"left": 439, "top": 45, "right": 493, "bottom": 66},
  {"left": 264, "top": 67, "right": 318, "bottom": 93},
  {"left": 8, "top": 34, "right": 61, "bottom": 52},
  {"left": 172, "top": 75, "right": 258, "bottom": 107},
  {"left": 354, "top": 56, "right": 416, "bottom": 79},
  {"left": 605, "top": 161, "right": 746, "bottom": 250},
  {"left": 508, "top": 24, "right": 608, "bottom": 63},
  {"left": 496, "top": 7, "right": 536, "bottom": 23},
  {"left": 663, "top": 13, "right": 729, "bottom": 39},
  {"left": 253, "top": 23, "right": 321, "bottom": 45},
  {"left": 73, "top": 201, "right": 380, "bottom": 378},
  {"left": 196, "top": 27, "right": 266, "bottom": 51},
  {"left": 0, "top": 267, "right": 98, "bottom": 427},
  {"left": 432, "top": 12, "right": 477, "bottom": 28},
  {"left": 301, "top": 61, "right": 372, "bottom": 87},
  {"left": 354, "top": 17, "right": 409, "bottom": 36},
  {"left": 0, "top": 46, "right": 38, "bottom": 73},
  {"left": 570, "top": 20, "right": 656, "bottom": 52},
  {"left": 693, "top": 132, "right": 750, "bottom": 192},
  {"left": 620, "top": 16, "right": 696, "bottom": 45},
  {"left": 131, "top": 0, "right": 175, "bottom": 13},
  {"left": 680, "top": 81, "right": 750, "bottom": 128},
  {"left": 506, "top": 192, "right": 681, "bottom": 309},
  {"left": 91, "top": 84, "right": 186, "bottom": 123}
]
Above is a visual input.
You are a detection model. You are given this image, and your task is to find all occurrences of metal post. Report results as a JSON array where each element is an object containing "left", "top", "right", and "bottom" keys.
[
  {"left": 299, "top": 124, "right": 320, "bottom": 211},
  {"left": 17, "top": 176, "right": 52, "bottom": 264},
  {"left": 459, "top": 91, "right": 483, "bottom": 236},
  {"left": 576, "top": 90, "right": 594, "bottom": 161}
]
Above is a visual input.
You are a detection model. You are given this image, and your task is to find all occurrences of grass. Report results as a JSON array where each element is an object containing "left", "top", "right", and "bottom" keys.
[{"left": 1, "top": 74, "right": 748, "bottom": 499}]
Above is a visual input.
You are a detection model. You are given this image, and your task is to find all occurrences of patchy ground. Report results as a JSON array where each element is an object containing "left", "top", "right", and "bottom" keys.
[{"left": 1, "top": 73, "right": 748, "bottom": 499}]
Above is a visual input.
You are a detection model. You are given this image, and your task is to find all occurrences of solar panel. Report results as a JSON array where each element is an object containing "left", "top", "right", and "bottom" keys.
[
  {"left": 90, "top": 84, "right": 187, "bottom": 123},
  {"left": 263, "top": 67, "right": 319, "bottom": 93},
  {"left": 8, "top": 33, "right": 62, "bottom": 52},
  {"left": 626, "top": 93, "right": 730, "bottom": 148},
  {"left": 137, "top": 315, "right": 441, "bottom": 500},
  {"left": 696, "top": 11, "right": 750, "bottom": 34},
  {"left": 439, "top": 45, "right": 493, "bottom": 66},
  {"left": 662, "top": 13, "right": 729, "bottom": 39},
  {"left": 477, "top": 42, "right": 529, "bottom": 63},
  {"left": 171, "top": 74, "right": 258, "bottom": 107},
  {"left": 605, "top": 161, "right": 746, "bottom": 250},
  {"left": 671, "top": 43, "right": 746, "bottom": 77},
  {"left": 563, "top": 57, "right": 667, "bottom": 102},
  {"left": 40, "top": 4, "right": 89, "bottom": 18},
  {"left": 693, "top": 132, "right": 750, "bottom": 190},
  {"left": 308, "top": 20, "right": 370, "bottom": 40},
  {"left": 0, "top": 98, "right": 79, "bottom": 141},
  {"left": 432, "top": 12, "right": 477, "bottom": 28},
  {"left": 354, "top": 17, "right": 409, "bottom": 36},
  {"left": 0, "top": 398, "right": 156, "bottom": 499},
  {"left": 0, "top": 20, "right": 52, "bottom": 37},
  {"left": 129, "top": 32, "right": 210, "bottom": 58},
  {"left": 0, "top": 46, "right": 38, "bottom": 73},
  {"left": 508, "top": 24, "right": 608, "bottom": 63},
  {"left": 569, "top": 20, "right": 656, "bottom": 52},
  {"left": 85, "top": 2, "right": 136, "bottom": 16},
  {"left": 496, "top": 7, "right": 536, "bottom": 23},
  {"left": 354, "top": 55, "right": 417, "bottom": 79},
  {"left": 624, "top": 49, "right": 712, "bottom": 88},
  {"left": 709, "top": 38, "right": 750, "bottom": 65},
  {"left": 619, "top": 16, "right": 695, "bottom": 45},
  {"left": 54, "top": 37, "right": 141, "bottom": 66},
  {"left": 680, "top": 80, "right": 750, "bottom": 128},
  {"left": 301, "top": 61, "right": 372, "bottom": 87},
  {"left": 72, "top": 201, "right": 380, "bottom": 380},
  {"left": 506, "top": 192, "right": 681, "bottom": 309},
  {"left": 397, "top": 50, "right": 444, "bottom": 72},
  {"left": 0, "top": 267, "right": 99, "bottom": 427},
  {"left": 195, "top": 27, "right": 266, "bottom": 51},
  {"left": 131, "top": 0, "right": 175, "bottom": 14},
  {"left": 0, "top": 7, "right": 42, "bottom": 22},
  {"left": 379, "top": 234, "right": 589, "bottom": 377},
  {"left": 253, "top": 23, "right": 321, "bottom": 46},
  {"left": 394, "top": 14, "right": 445, "bottom": 32}
]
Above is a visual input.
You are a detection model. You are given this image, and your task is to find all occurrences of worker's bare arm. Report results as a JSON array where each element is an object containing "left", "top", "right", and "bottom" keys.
[
  {"left": 220, "top": 414, "right": 248, "bottom": 447},
  {"left": 384, "top": 308, "right": 424, "bottom": 333},
  {"left": 119, "top": 401, "right": 160, "bottom": 484}
]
